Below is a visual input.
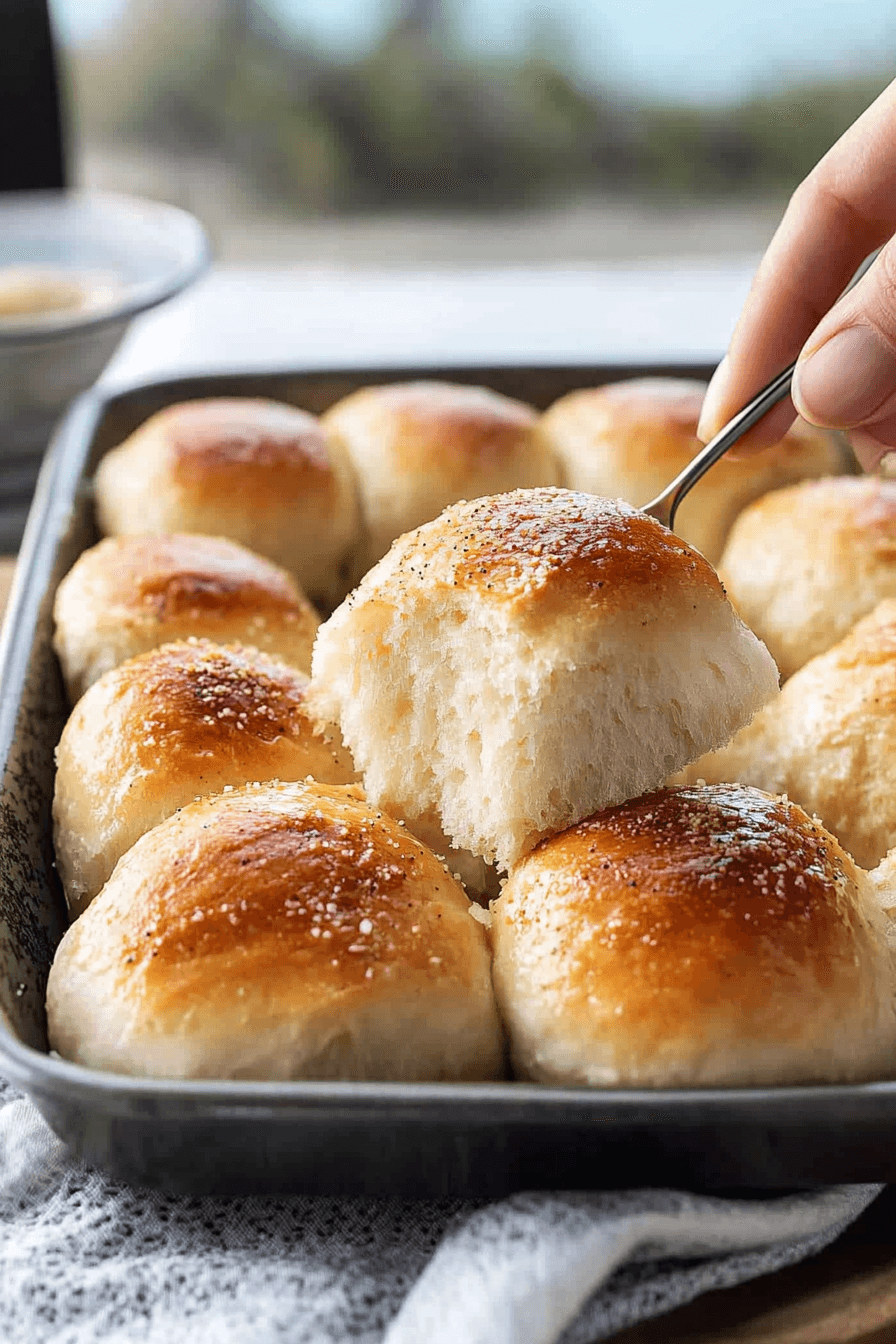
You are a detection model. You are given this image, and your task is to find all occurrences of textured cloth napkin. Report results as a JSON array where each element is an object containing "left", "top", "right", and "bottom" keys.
[{"left": 0, "top": 1076, "right": 880, "bottom": 1344}]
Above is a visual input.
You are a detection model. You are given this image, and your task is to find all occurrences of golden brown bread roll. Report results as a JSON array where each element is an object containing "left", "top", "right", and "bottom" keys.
[
  {"left": 94, "top": 398, "right": 361, "bottom": 606},
  {"left": 310, "top": 488, "right": 778, "bottom": 871},
  {"left": 53, "top": 640, "right": 356, "bottom": 918},
  {"left": 53, "top": 533, "right": 320, "bottom": 702},
  {"left": 46, "top": 780, "right": 505, "bottom": 1082},
  {"left": 719, "top": 476, "right": 896, "bottom": 680},
  {"left": 491, "top": 785, "right": 896, "bottom": 1088},
  {"left": 321, "top": 380, "right": 562, "bottom": 569},
  {"left": 536, "top": 377, "right": 843, "bottom": 565},
  {"left": 677, "top": 600, "right": 896, "bottom": 870}
]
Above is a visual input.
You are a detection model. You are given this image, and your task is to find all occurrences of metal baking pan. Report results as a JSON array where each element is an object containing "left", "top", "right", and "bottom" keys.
[{"left": 0, "top": 360, "right": 887, "bottom": 1197}]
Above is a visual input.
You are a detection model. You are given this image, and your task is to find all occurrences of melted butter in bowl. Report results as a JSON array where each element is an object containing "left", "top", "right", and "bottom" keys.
[{"left": 0, "top": 267, "right": 122, "bottom": 327}]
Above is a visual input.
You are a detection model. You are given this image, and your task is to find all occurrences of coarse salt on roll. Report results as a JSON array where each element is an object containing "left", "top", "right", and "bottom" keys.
[
  {"left": 491, "top": 784, "right": 896, "bottom": 1088},
  {"left": 53, "top": 639, "right": 355, "bottom": 917},
  {"left": 47, "top": 780, "right": 505, "bottom": 1083},
  {"left": 53, "top": 533, "right": 320, "bottom": 702}
]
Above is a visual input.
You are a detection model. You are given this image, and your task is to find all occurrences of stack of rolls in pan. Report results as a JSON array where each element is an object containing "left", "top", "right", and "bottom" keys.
[{"left": 45, "top": 377, "right": 896, "bottom": 1088}]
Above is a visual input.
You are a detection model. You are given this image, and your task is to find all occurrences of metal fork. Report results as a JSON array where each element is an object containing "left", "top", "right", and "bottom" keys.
[{"left": 642, "top": 252, "right": 878, "bottom": 533}]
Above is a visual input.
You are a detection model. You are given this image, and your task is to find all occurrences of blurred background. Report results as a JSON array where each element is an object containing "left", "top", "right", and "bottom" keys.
[{"left": 49, "top": 0, "right": 896, "bottom": 268}]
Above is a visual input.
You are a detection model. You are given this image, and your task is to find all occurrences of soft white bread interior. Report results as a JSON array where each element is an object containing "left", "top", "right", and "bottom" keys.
[
  {"left": 46, "top": 780, "right": 505, "bottom": 1082},
  {"left": 53, "top": 640, "right": 356, "bottom": 918},
  {"left": 309, "top": 488, "right": 779, "bottom": 871},
  {"left": 321, "top": 380, "right": 562, "bottom": 569},
  {"left": 93, "top": 398, "right": 362, "bottom": 606},
  {"left": 536, "top": 378, "right": 843, "bottom": 565},
  {"left": 719, "top": 476, "right": 896, "bottom": 680},
  {"left": 677, "top": 600, "right": 896, "bottom": 871},
  {"left": 491, "top": 784, "right": 896, "bottom": 1088},
  {"left": 53, "top": 533, "right": 320, "bottom": 702},
  {"left": 402, "top": 809, "right": 502, "bottom": 904}
]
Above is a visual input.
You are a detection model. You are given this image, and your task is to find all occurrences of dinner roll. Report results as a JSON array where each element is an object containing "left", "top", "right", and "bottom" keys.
[
  {"left": 54, "top": 640, "right": 356, "bottom": 918},
  {"left": 53, "top": 533, "right": 320, "bottom": 703},
  {"left": 677, "top": 600, "right": 896, "bottom": 870},
  {"left": 310, "top": 488, "right": 778, "bottom": 871},
  {"left": 321, "top": 380, "right": 561, "bottom": 569},
  {"left": 536, "top": 378, "right": 843, "bottom": 565},
  {"left": 491, "top": 785, "right": 896, "bottom": 1088},
  {"left": 94, "top": 398, "right": 361, "bottom": 606},
  {"left": 719, "top": 476, "right": 896, "bottom": 680},
  {"left": 47, "top": 780, "right": 505, "bottom": 1082}
]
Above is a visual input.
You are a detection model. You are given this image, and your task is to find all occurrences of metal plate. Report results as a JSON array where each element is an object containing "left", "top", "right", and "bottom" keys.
[{"left": 1, "top": 361, "right": 887, "bottom": 1197}]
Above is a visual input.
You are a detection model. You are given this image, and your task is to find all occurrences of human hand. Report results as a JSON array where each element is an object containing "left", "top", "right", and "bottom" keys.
[{"left": 697, "top": 79, "right": 896, "bottom": 470}]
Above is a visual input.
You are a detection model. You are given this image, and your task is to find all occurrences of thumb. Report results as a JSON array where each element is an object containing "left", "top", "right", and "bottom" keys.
[{"left": 792, "top": 241, "right": 896, "bottom": 469}]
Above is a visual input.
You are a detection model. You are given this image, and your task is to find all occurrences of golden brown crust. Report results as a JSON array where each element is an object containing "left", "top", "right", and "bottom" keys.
[
  {"left": 361, "top": 488, "right": 725, "bottom": 616},
  {"left": 115, "top": 640, "right": 337, "bottom": 769},
  {"left": 160, "top": 399, "right": 335, "bottom": 506},
  {"left": 325, "top": 381, "right": 538, "bottom": 480},
  {"left": 529, "top": 787, "right": 855, "bottom": 988},
  {"left": 322, "top": 382, "right": 560, "bottom": 568},
  {"left": 93, "top": 399, "right": 363, "bottom": 607},
  {"left": 52, "top": 534, "right": 320, "bottom": 699},
  {"left": 128, "top": 787, "right": 473, "bottom": 1005},
  {"left": 543, "top": 378, "right": 707, "bottom": 448},
  {"left": 537, "top": 378, "right": 843, "bottom": 565},
  {"left": 679, "top": 599, "right": 896, "bottom": 869},
  {"left": 92, "top": 533, "right": 314, "bottom": 625},
  {"left": 53, "top": 640, "right": 356, "bottom": 916},
  {"left": 47, "top": 781, "right": 505, "bottom": 1081},
  {"left": 492, "top": 784, "right": 896, "bottom": 1086},
  {"left": 719, "top": 477, "right": 896, "bottom": 679}
]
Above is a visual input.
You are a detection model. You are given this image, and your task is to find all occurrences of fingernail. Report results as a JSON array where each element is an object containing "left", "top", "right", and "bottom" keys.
[
  {"left": 696, "top": 355, "right": 729, "bottom": 442},
  {"left": 794, "top": 326, "right": 896, "bottom": 428}
]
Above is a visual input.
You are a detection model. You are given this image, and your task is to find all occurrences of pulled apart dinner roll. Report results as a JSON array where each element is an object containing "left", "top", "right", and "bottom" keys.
[
  {"left": 536, "top": 378, "right": 842, "bottom": 565},
  {"left": 53, "top": 533, "right": 320, "bottom": 703},
  {"left": 310, "top": 488, "right": 778, "bottom": 871},
  {"left": 47, "top": 781, "right": 505, "bottom": 1082},
  {"left": 321, "top": 380, "right": 561, "bottom": 569},
  {"left": 678, "top": 601, "right": 896, "bottom": 871},
  {"left": 719, "top": 476, "right": 896, "bottom": 680},
  {"left": 94, "top": 398, "right": 361, "bottom": 606},
  {"left": 54, "top": 640, "right": 356, "bottom": 918},
  {"left": 491, "top": 785, "right": 896, "bottom": 1088}
]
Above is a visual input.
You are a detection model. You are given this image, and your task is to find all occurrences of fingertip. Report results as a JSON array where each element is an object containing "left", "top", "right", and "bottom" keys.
[{"left": 696, "top": 355, "right": 730, "bottom": 443}]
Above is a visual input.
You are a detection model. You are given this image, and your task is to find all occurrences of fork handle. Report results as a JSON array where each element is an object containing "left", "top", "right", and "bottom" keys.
[
  {"left": 647, "top": 362, "right": 796, "bottom": 532},
  {"left": 643, "top": 248, "right": 878, "bottom": 533}
]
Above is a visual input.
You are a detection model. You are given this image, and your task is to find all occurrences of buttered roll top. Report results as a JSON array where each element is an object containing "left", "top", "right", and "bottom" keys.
[
  {"left": 53, "top": 532, "right": 321, "bottom": 701},
  {"left": 719, "top": 476, "right": 896, "bottom": 680},
  {"left": 47, "top": 781, "right": 505, "bottom": 1083},
  {"left": 53, "top": 639, "right": 356, "bottom": 917},
  {"left": 321, "top": 380, "right": 562, "bottom": 569},
  {"left": 94, "top": 398, "right": 362, "bottom": 606},
  {"left": 491, "top": 784, "right": 896, "bottom": 1088}
]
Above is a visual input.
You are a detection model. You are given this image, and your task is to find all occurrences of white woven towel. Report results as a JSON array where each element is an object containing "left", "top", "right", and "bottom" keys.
[{"left": 0, "top": 1078, "right": 879, "bottom": 1344}]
